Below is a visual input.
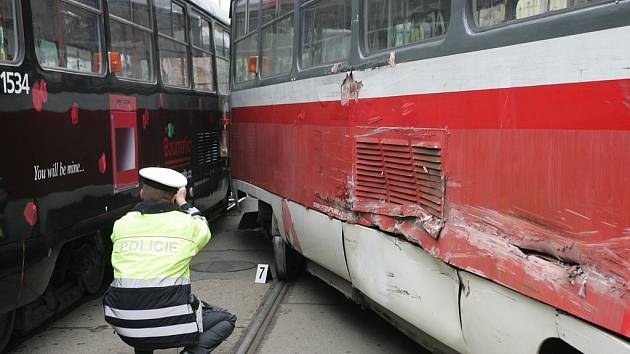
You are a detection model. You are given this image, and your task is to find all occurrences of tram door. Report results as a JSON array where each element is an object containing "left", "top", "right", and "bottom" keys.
[{"left": 109, "top": 95, "right": 139, "bottom": 192}]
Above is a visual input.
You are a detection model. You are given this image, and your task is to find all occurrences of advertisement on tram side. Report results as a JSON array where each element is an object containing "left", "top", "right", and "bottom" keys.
[{"left": 0, "top": 0, "right": 231, "bottom": 350}]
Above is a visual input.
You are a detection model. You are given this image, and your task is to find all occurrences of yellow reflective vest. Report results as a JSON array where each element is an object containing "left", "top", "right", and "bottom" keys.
[{"left": 103, "top": 202, "right": 210, "bottom": 350}]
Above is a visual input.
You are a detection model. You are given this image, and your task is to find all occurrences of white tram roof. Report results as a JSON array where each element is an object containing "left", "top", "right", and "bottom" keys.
[{"left": 189, "top": 0, "right": 231, "bottom": 25}]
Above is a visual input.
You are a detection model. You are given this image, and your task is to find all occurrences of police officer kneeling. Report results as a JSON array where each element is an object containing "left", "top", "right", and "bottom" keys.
[{"left": 103, "top": 167, "right": 236, "bottom": 354}]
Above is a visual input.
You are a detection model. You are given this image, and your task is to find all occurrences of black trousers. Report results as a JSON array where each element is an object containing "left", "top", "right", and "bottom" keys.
[{"left": 134, "top": 304, "right": 236, "bottom": 354}]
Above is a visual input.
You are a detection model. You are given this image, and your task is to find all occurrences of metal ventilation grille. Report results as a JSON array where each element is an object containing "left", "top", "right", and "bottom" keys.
[
  {"left": 355, "top": 138, "right": 444, "bottom": 217},
  {"left": 195, "top": 131, "right": 220, "bottom": 166}
]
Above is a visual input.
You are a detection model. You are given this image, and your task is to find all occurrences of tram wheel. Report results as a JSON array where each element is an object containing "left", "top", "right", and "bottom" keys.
[
  {"left": 0, "top": 311, "right": 15, "bottom": 353},
  {"left": 80, "top": 232, "right": 107, "bottom": 294},
  {"left": 273, "top": 235, "right": 304, "bottom": 281}
]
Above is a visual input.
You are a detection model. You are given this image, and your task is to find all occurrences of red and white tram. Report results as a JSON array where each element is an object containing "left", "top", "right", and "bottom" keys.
[{"left": 229, "top": 0, "right": 630, "bottom": 352}]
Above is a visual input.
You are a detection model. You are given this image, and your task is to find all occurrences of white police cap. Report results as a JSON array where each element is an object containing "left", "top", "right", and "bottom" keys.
[{"left": 139, "top": 167, "right": 187, "bottom": 191}]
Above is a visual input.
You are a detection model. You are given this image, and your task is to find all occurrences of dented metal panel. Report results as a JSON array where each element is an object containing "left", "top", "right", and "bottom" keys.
[
  {"left": 556, "top": 312, "right": 630, "bottom": 354},
  {"left": 284, "top": 199, "right": 351, "bottom": 281},
  {"left": 343, "top": 223, "right": 466, "bottom": 353},
  {"left": 460, "top": 271, "right": 630, "bottom": 354},
  {"left": 459, "top": 271, "right": 560, "bottom": 354}
]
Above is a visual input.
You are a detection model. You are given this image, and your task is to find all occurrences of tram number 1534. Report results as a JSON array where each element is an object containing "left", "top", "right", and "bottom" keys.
[{"left": 0, "top": 71, "right": 30, "bottom": 95}]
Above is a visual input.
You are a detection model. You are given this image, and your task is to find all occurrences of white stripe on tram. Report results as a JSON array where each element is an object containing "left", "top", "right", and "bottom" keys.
[
  {"left": 111, "top": 277, "right": 190, "bottom": 288},
  {"left": 113, "top": 322, "right": 199, "bottom": 338},
  {"left": 232, "top": 25, "right": 630, "bottom": 108},
  {"left": 104, "top": 304, "right": 194, "bottom": 320}
]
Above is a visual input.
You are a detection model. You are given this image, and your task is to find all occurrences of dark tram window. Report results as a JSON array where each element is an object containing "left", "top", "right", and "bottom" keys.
[
  {"left": 365, "top": 0, "right": 450, "bottom": 52},
  {"left": 108, "top": 0, "right": 154, "bottom": 82},
  {"left": 0, "top": 0, "right": 18, "bottom": 63},
  {"left": 214, "top": 24, "right": 230, "bottom": 94},
  {"left": 300, "top": 0, "right": 352, "bottom": 69},
  {"left": 190, "top": 10, "right": 214, "bottom": 92},
  {"left": 32, "top": 0, "right": 104, "bottom": 74},
  {"left": 472, "top": 0, "right": 604, "bottom": 28},
  {"left": 155, "top": 0, "right": 189, "bottom": 87}
]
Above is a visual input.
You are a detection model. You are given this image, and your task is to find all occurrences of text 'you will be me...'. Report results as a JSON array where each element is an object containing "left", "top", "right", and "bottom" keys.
[{"left": 34, "top": 161, "right": 85, "bottom": 181}]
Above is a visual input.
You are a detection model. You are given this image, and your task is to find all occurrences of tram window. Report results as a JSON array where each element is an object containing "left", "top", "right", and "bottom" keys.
[
  {"left": 0, "top": 0, "right": 18, "bottom": 63},
  {"left": 300, "top": 0, "right": 352, "bottom": 69},
  {"left": 262, "top": 0, "right": 276, "bottom": 25},
  {"left": 156, "top": 0, "right": 186, "bottom": 42},
  {"left": 108, "top": 0, "right": 150, "bottom": 28},
  {"left": 75, "top": 0, "right": 100, "bottom": 8},
  {"left": 279, "top": 0, "right": 294, "bottom": 16},
  {"left": 108, "top": 0, "right": 154, "bottom": 82},
  {"left": 235, "top": 0, "right": 263, "bottom": 38},
  {"left": 156, "top": 0, "right": 189, "bottom": 87},
  {"left": 33, "top": 0, "right": 103, "bottom": 74},
  {"left": 190, "top": 11, "right": 214, "bottom": 92},
  {"left": 234, "top": 33, "right": 257, "bottom": 83},
  {"left": 214, "top": 25, "right": 230, "bottom": 58},
  {"left": 261, "top": 14, "right": 293, "bottom": 77},
  {"left": 214, "top": 25, "right": 230, "bottom": 94},
  {"left": 216, "top": 57, "right": 229, "bottom": 93},
  {"left": 159, "top": 37, "right": 188, "bottom": 87},
  {"left": 192, "top": 48, "right": 213, "bottom": 91},
  {"left": 190, "top": 12, "right": 212, "bottom": 51},
  {"left": 365, "top": 0, "right": 450, "bottom": 52},
  {"left": 472, "top": 0, "right": 602, "bottom": 27},
  {"left": 261, "top": 0, "right": 294, "bottom": 25},
  {"left": 234, "top": 0, "right": 261, "bottom": 85},
  {"left": 249, "top": 0, "right": 261, "bottom": 34},
  {"left": 234, "top": 0, "right": 246, "bottom": 38}
]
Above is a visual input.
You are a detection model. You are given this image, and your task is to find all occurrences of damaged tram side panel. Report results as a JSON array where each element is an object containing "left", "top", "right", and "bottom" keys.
[
  {"left": 233, "top": 68, "right": 630, "bottom": 352},
  {"left": 314, "top": 62, "right": 630, "bottom": 339}
]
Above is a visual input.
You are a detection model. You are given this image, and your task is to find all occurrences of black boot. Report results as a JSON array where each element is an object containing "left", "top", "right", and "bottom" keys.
[{"left": 134, "top": 349, "right": 153, "bottom": 354}]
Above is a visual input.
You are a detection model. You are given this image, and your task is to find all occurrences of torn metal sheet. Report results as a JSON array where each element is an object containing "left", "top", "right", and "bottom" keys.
[{"left": 340, "top": 72, "right": 363, "bottom": 106}]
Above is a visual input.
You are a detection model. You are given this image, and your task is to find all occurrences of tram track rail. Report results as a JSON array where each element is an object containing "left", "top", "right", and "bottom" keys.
[{"left": 235, "top": 281, "right": 289, "bottom": 354}]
